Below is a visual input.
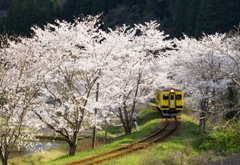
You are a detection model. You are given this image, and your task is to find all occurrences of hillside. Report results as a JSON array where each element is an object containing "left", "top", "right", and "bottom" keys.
[
  {"left": 0, "top": 0, "right": 9, "bottom": 17},
  {"left": 0, "top": 0, "right": 240, "bottom": 38}
]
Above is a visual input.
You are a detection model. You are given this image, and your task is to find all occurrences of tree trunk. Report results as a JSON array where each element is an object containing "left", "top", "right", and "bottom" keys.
[
  {"left": 118, "top": 107, "right": 132, "bottom": 134},
  {"left": 68, "top": 142, "right": 77, "bottom": 156},
  {"left": 123, "top": 123, "right": 132, "bottom": 134},
  {"left": 68, "top": 132, "right": 78, "bottom": 156},
  {"left": 2, "top": 158, "right": 8, "bottom": 165},
  {"left": 104, "top": 124, "right": 108, "bottom": 144},
  {"left": 199, "top": 99, "right": 208, "bottom": 133},
  {"left": 122, "top": 117, "right": 132, "bottom": 134},
  {"left": 125, "top": 128, "right": 132, "bottom": 134},
  {"left": 199, "top": 111, "right": 206, "bottom": 133},
  {"left": 1, "top": 152, "right": 8, "bottom": 165},
  {"left": 1, "top": 138, "right": 9, "bottom": 165}
]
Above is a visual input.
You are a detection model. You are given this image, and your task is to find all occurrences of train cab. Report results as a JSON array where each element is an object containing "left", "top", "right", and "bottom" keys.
[{"left": 154, "top": 87, "right": 184, "bottom": 117}]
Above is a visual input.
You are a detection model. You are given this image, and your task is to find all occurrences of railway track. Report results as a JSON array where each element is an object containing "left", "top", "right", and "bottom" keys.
[{"left": 66, "top": 117, "right": 179, "bottom": 165}]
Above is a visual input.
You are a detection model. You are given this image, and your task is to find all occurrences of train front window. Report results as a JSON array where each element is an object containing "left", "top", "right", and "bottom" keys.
[
  {"left": 176, "top": 95, "right": 182, "bottom": 100},
  {"left": 163, "top": 95, "right": 168, "bottom": 100},
  {"left": 170, "top": 95, "right": 174, "bottom": 100}
]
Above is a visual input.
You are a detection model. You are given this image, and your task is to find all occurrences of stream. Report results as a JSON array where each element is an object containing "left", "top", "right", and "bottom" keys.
[
  {"left": 10, "top": 141, "right": 62, "bottom": 158},
  {"left": 23, "top": 141, "right": 62, "bottom": 155}
]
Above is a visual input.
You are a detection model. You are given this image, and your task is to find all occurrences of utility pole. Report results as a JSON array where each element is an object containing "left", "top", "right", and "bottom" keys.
[{"left": 92, "top": 82, "right": 99, "bottom": 149}]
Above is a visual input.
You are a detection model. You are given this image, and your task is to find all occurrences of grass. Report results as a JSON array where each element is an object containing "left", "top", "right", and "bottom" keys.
[
  {"left": 100, "top": 115, "right": 202, "bottom": 165},
  {"left": 9, "top": 147, "right": 68, "bottom": 165},
  {"left": 9, "top": 108, "right": 162, "bottom": 165},
  {"left": 100, "top": 115, "right": 240, "bottom": 165},
  {"left": 9, "top": 109, "right": 240, "bottom": 165}
]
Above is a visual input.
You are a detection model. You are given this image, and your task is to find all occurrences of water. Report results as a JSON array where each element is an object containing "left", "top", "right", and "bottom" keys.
[
  {"left": 10, "top": 141, "right": 62, "bottom": 158},
  {"left": 23, "top": 141, "right": 62, "bottom": 155}
]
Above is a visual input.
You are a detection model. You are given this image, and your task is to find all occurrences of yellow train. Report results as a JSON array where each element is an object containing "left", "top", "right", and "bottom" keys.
[{"left": 153, "top": 87, "right": 184, "bottom": 117}]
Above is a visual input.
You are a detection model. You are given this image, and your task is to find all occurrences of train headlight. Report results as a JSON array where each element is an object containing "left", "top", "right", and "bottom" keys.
[{"left": 170, "top": 89, "right": 174, "bottom": 92}]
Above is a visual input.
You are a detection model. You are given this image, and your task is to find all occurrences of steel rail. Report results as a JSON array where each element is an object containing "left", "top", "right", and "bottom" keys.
[{"left": 66, "top": 117, "right": 178, "bottom": 165}]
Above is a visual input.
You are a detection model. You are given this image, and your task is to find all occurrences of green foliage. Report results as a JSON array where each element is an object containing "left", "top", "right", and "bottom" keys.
[
  {"left": 195, "top": 0, "right": 220, "bottom": 38},
  {"left": 198, "top": 123, "right": 240, "bottom": 154},
  {"left": 226, "top": 82, "right": 239, "bottom": 108},
  {"left": 10, "top": 114, "right": 239, "bottom": 165},
  {"left": 1, "top": 0, "right": 240, "bottom": 41},
  {"left": 3, "top": 0, "right": 61, "bottom": 36},
  {"left": 91, "top": 0, "right": 106, "bottom": 15},
  {"left": 101, "top": 115, "right": 201, "bottom": 165},
  {"left": 173, "top": 0, "right": 191, "bottom": 38},
  {"left": 224, "top": 82, "right": 239, "bottom": 119},
  {"left": 105, "top": 0, "right": 122, "bottom": 11},
  {"left": 234, "top": 102, "right": 240, "bottom": 109},
  {"left": 98, "top": 108, "right": 162, "bottom": 141},
  {"left": 35, "top": 0, "right": 60, "bottom": 26},
  {"left": 60, "top": 0, "right": 78, "bottom": 22},
  {"left": 0, "top": 93, "right": 7, "bottom": 107},
  {"left": 1, "top": 0, "right": 11, "bottom": 9},
  {"left": 143, "top": 0, "right": 159, "bottom": 21},
  {"left": 103, "top": 5, "right": 130, "bottom": 29},
  {"left": 186, "top": 0, "right": 201, "bottom": 37},
  {"left": 0, "top": 89, "right": 9, "bottom": 107},
  {"left": 174, "top": 0, "right": 240, "bottom": 38},
  {"left": 9, "top": 108, "right": 161, "bottom": 164}
]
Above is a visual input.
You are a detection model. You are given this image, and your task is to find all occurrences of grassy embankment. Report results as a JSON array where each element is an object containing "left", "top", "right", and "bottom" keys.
[
  {"left": 9, "top": 108, "right": 162, "bottom": 165},
  {"left": 9, "top": 108, "right": 240, "bottom": 165}
]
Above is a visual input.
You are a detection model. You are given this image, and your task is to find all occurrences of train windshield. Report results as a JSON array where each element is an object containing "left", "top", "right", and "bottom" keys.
[
  {"left": 176, "top": 95, "right": 182, "bottom": 100},
  {"left": 163, "top": 95, "right": 168, "bottom": 100}
]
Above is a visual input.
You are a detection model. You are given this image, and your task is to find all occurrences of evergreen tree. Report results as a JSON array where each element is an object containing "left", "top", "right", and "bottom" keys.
[
  {"left": 3, "top": 0, "right": 60, "bottom": 36},
  {"left": 122, "top": 0, "right": 143, "bottom": 7},
  {"left": 217, "top": 0, "right": 240, "bottom": 33},
  {"left": 186, "top": 0, "right": 201, "bottom": 37},
  {"left": 195, "top": 0, "right": 221, "bottom": 37},
  {"left": 194, "top": 0, "right": 240, "bottom": 37},
  {"left": 91, "top": 0, "right": 106, "bottom": 15},
  {"left": 143, "top": 0, "right": 159, "bottom": 21},
  {"left": 2, "top": 0, "right": 239, "bottom": 38},
  {"left": 36, "top": 0, "right": 60, "bottom": 26},
  {"left": 105, "top": 0, "right": 122, "bottom": 12},
  {"left": 79, "top": 0, "right": 92, "bottom": 16},
  {"left": 52, "top": 0, "right": 61, "bottom": 18},
  {"left": 60, "top": 0, "right": 78, "bottom": 21},
  {"left": 174, "top": 0, "right": 240, "bottom": 38},
  {"left": 2, "top": 0, "right": 12, "bottom": 9},
  {"left": 5, "top": 0, "right": 26, "bottom": 35},
  {"left": 103, "top": 5, "right": 129, "bottom": 28},
  {"left": 158, "top": 0, "right": 170, "bottom": 21},
  {"left": 4, "top": 0, "right": 17, "bottom": 28},
  {"left": 22, "top": 0, "right": 37, "bottom": 35},
  {"left": 173, "top": 0, "right": 191, "bottom": 38}
]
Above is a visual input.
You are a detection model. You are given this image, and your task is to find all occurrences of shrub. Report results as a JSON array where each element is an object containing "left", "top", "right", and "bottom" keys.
[{"left": 198, "top": 122, "right": 240, "bottom": 154}]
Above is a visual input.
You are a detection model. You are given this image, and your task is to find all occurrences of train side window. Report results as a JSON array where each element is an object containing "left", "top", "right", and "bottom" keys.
[
  {"left": 176, "top": 95, "right": 182, "bottom": 100},
  {"left": 163, "top": 95, "right": 168, "bottom": 100}
]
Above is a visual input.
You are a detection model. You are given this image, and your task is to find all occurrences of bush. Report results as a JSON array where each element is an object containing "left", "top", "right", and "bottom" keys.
[{"left": 198, "top": 123, "right": 240, "bottom": 154}]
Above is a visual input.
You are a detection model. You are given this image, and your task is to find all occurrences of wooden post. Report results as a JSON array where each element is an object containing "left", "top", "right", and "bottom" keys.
[{"left": 92, "top": 82, "right": 99, "bottom": 149}]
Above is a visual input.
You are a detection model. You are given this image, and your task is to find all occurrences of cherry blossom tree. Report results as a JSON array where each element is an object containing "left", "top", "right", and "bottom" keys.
[
  {"left": 29, "top": 18, "right": 174, "bottom": 151},
  {"left": 173, "top": 34, "right": 235, "bottom": 132},
  {"left": 101, "top": 21, "right": 174, "bottom": 134},
  {"left": 0, "top": 35, "right": 41, "bottom": 165},
  {"left": 0, "top": 15, "right": 181, "bottom": 158},
  {"left": 29, "top": 15, "right": 113, "bottom": 156},
  {"left": 213, "top": 26, "right": 240, "bottom": 89},
  {"left": 204, "top": 26, "right": 240, "bottom": 121}
]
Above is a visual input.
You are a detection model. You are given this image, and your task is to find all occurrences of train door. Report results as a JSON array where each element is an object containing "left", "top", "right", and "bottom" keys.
[{"left": 169, "top": 93, "right": 175, "bottom": 109}]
